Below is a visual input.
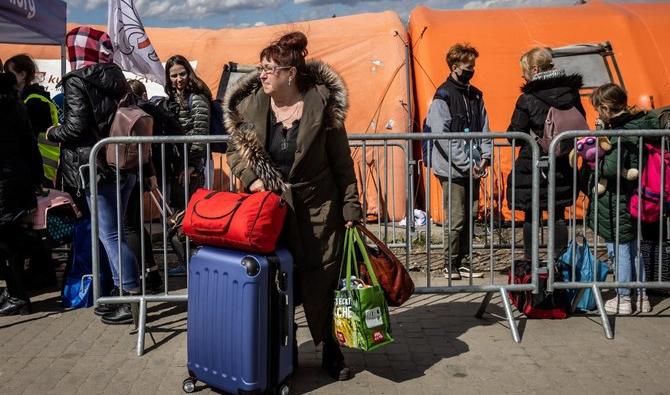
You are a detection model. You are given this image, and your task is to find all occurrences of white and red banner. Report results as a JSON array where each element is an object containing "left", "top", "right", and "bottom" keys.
[{"left": 107, "top": 0, "right": 165, "bottom": 85}]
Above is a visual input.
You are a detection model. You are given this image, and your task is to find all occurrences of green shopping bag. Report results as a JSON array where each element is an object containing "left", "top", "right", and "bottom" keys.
[{"left": 333, "top": 228, "right": 394, "bottom": 351}]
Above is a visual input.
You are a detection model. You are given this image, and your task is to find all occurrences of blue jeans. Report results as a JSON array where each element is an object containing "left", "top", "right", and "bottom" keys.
[
  {"left": 87, "top": 174, "right": 139, "bottom": 292},
  {"left": 606, "top": 240, "right": 643, "bottom": 297}
]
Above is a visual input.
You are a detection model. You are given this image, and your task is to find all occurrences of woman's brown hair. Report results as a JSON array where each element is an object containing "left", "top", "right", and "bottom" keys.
[
  {"left": 3, "top": 54, "right": 37, "bottom": 86},
  {"left": 591, "top": 83, "right": 636, "bottom": 115},
  {"left": 127, "top": 79, "right": 147, "bottom": 99},
  {"left": 164, "top": 54, "right": 212, "bottom": 101},
  {"left": 260, "top": 31, "right": 311, "bottom": 92}
]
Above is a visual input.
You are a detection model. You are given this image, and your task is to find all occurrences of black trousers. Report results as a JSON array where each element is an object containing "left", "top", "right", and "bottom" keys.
[
  {"left": 0, "top": 223, "right": 33, "bottom": 300},
  {"left": 523, "top": 208, "right": 568, "bottom": 260}
]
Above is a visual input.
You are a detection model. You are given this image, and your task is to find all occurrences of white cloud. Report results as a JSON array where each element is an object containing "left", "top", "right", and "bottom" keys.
[
  {"left": 67, "top": 0, "right": 584, "bottom": 27},
  {"left": 293, "top": 0, "right": 575, "bottom": 15},
  {"left": 66, "top": 0, "right": 285, "bottom": 21},
  {"left": 293, "top": 0, "right": 454, "bottom": 23},
  {"left": 140, "top": 0, "right": 284, "bottom": 20},
  {"left": 463, "top": 0, "right": 575, "bottom": 9},
  {"left": 65, "top": 0, "right": 107, "bottom": 11},
  {"left": 294, "top": 0, "right": 361, "bottom": 4}
]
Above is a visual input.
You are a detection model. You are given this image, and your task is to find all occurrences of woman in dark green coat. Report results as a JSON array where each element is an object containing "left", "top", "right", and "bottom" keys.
[
  {"left": 583, "top": 83, "right": 659, "bottom": 315},
  {"left": 225, "top": 32, "right": 363, "bottom": 381}
]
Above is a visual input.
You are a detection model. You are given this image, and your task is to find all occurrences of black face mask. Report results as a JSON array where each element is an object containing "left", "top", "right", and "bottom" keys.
[{"left": 458, "top": 69, "right": 475, "bottom": 84}]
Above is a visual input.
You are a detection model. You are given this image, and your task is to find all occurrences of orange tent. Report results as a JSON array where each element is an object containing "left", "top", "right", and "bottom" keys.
[
  {"left": 0, "top": 11, "right": 410, "bottom": 221},
  {"left": 409, "top": 1, "right": 670, "bottom": 223}
]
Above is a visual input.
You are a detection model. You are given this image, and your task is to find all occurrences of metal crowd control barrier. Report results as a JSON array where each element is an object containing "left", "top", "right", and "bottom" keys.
[
  {"left": 89, "top": 132, "right": 540, "bottom": 355},
  {"left": 547, "top": 129, "right": 670, "bottom": 340},
  {"left": 89, "top": 135, "right": 233, "bottom": 356},
  {"left": 349, "top": 132, "right": 541, "bottom": 343}
]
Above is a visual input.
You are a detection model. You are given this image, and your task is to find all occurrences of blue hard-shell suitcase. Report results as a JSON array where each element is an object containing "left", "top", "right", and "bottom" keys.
[{"left": 183, "top": 246, "right": 294, "bottom": 394}]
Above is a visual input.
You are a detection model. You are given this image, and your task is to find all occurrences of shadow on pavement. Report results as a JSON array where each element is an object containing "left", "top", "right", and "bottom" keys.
[
  {"left": 140, "top": 301, "right": 188, "bottom": 355},
  {"left": 293, "top": 297, "right": 506, "bottom": 392},
  {"left": 0, "top": 288, "right": 69, "bottom": 330}
]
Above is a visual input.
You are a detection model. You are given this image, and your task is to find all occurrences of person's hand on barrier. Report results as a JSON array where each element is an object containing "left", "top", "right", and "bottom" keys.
[
  {"left": 473, "top": 159, "right": 489, "bottom": 179},
  {"left": 178, "top": 167, "right": 195, "bottom": 184},
  {"left": 145, "top": 176, "right": 158, "bottom": 191},
  {"left": 472, "top": 164, "right": 483, "bottom": 179},
  {"left": 249, "top": 179, "right": 266, "bottom": 192}
]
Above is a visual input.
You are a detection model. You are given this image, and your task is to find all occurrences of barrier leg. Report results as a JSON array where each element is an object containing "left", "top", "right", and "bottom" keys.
[
  {"left": 475, "top": 292, "right": 494, "bottom": 318},
  {"left": 570, "top": 288, "right": 586, "bottom": 313},
  {"left": 499, "top": 287, "right": 521, "bottom": 343},
  {"left": 592, "top": 284, "right": 614, "bottom": 339},
  {"left": 136, "top": 299, "right": 147, "bottom": 356}
]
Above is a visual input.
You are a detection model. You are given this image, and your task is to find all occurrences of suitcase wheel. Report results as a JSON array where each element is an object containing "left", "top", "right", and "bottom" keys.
[
  {"left": 277, "top": 384, "right": 290, "bottom": 395},
  {"left": 182, "top": 377, "right": 196, "bottom": 393}
]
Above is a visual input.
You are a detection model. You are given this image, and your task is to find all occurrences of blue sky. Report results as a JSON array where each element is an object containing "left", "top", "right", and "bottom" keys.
[{"left": 66, "top": 0, "right": 582, "bottom": 29}]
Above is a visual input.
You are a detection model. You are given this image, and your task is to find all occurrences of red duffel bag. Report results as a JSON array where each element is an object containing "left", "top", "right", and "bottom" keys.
[{"left": 182, "top": 188, "right": 287, "bottom": 254}]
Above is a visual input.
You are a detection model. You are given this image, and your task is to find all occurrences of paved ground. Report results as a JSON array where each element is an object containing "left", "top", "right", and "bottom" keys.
[{"left": 1, "top": 278, "right": 670, "bottom": 395}]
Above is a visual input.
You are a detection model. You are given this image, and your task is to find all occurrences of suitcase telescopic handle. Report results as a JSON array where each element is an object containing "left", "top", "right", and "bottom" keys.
[
  {"left": 276, "top": 270, "right": 289, "bottom": 347},
  {"left": 148, "top": 188, "right": 174, "bottom": 218},
  {"left": 280, "top": 293, "right": 289, "bottom": 347}
]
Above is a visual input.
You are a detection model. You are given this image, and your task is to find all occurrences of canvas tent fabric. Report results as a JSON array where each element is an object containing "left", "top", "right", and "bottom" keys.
[
  {"left": 409, "top": 1, "right": 670, "bottom": 223},
  {"left": 0, "top": 0, "right": 66, "bottom": 45},
  {"left": 0, "top": 11, "right": 410, "bottom": 221}
]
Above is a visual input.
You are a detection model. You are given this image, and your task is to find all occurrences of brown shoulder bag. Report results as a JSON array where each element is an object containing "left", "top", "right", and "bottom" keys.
[{"left": 355, "top": 224, "right": 415, "bottom": 307}]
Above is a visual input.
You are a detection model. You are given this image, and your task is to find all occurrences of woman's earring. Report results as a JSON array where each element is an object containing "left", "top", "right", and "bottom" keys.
[{"left": 288, "top": 78, "right": 292, "bottom": 87}]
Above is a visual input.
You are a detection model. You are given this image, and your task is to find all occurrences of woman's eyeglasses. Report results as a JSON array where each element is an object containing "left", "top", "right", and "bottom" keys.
[{"left": 256, "top": 65, "right": 291, "bottom": 75}]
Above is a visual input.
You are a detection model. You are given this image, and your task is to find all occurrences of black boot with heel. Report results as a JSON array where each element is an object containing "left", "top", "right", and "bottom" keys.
[
  {"left": 0, "top": 297, "right": 31, "bottom": 316},
  {"left": 321, "top": 336, "right": 351, "bottom": 381}
]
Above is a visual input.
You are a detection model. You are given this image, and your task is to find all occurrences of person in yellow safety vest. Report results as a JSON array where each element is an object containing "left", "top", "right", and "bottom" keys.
[{"left": 4, "top": 54, "right": 60, "bottom": 187}]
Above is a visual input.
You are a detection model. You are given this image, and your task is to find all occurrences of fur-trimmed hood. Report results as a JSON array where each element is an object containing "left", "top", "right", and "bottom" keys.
[
  {"left": 223, "top": 61, "right": 349, "bottom": 192},
  {"left": 521, "top": 72, "right": 583, "bottom": 94},
  {"left": 224, "top": 60, "right": 347, "bottom": 133},
  {"left": 521, "top": 72, "right": 583, "bottom": 111}
]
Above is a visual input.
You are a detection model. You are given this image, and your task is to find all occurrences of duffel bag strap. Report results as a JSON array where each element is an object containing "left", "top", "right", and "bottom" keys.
[
  {"left": 192, "top": 193, "right": 246, "bottom": 220},
  {"left": 190, "top": 192, "right": 247, "bottom": 234}
]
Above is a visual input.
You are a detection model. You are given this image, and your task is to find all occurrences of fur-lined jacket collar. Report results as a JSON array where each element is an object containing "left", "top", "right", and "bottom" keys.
[
  {"left": 521, "top": 72, "right": 583, "bottom": 110},
  {"left": 521, "top": 72, "right": 583, "bottom": 94},
  {"left": 223, "top": 61, "right": 348, "bottom": 191}
]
